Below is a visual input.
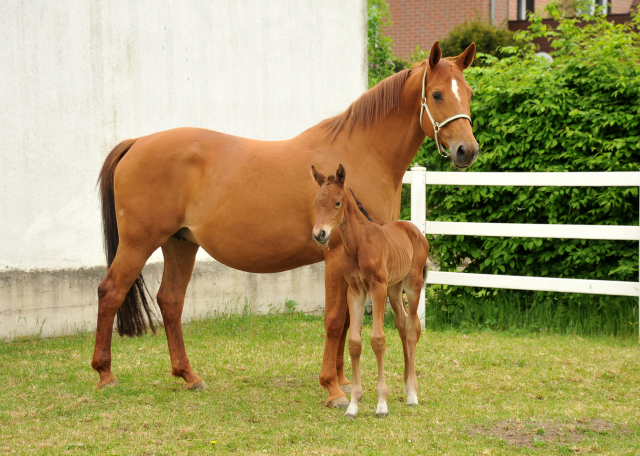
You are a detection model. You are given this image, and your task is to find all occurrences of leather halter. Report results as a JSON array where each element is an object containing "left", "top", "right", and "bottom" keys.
[{"left": 419, "top": 65, "right": 472, "bottom": 159}]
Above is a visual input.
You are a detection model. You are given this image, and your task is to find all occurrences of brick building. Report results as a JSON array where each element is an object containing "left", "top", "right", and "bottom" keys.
[{"left": 386, "top": 0, "right": 637, "bottom": 59}]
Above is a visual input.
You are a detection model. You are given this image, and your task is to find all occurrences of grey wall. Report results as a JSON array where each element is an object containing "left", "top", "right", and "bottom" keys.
[{"left": 0, "top": 0, "right": 366, "bottom": 340}]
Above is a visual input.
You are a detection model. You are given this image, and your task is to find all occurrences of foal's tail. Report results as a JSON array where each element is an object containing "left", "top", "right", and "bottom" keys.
[
  {"left": 98, "top": 139, "right": 156, "bottom": 337},
  {"left": 422, "top": 259, "right": 430, "bottom": 287}
]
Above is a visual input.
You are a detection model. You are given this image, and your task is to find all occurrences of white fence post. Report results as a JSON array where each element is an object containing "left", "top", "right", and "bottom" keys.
[
  {"left": 410, "top": 166, "right": 427, "bottom": 329},
  {"left": 402, "top": 169, "right": 640, "bottom": 342}
]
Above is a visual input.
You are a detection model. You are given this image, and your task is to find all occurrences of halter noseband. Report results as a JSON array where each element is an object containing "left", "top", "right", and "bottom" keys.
[{"left": 419, "top": 65, "right": 472, "bottom": 159}]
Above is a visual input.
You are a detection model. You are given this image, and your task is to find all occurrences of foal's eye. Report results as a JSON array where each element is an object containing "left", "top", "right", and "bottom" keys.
[
  {"left": 432, "top": 91, "right": 442, "bottom": 101},
  {"left": 335, "top": 202, "right": 341, "bottom": 208}
]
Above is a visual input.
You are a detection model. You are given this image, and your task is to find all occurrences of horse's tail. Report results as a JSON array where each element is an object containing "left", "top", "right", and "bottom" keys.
[{"left": 98, "top": 139, "right": 156, "bottom": 337}]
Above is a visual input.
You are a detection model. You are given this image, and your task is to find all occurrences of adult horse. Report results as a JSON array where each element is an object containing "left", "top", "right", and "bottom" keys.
[{"left": 91, "top": 41, "right": 479, "bottom": 408}]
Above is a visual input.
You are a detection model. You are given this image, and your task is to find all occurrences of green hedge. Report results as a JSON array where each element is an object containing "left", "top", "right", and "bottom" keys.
[
  {"left": 403, "top": 8, "right": 640, "bottom": 334},
  {"left": 439, "top": 18, "right": 524, "bottom": 67}
]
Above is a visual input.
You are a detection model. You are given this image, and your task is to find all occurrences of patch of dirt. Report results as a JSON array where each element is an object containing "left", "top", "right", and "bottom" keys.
[
  {"left": 274, "top": 376, "right": 302, "bottom": 388},
  {"left": 469, "top": 419, "right": 622, "bottom": 448}
]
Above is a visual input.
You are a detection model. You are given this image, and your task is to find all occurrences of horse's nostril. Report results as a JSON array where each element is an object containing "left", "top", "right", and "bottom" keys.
[
  {"left": 456, "top": 145, "right": 466, "bottom": 161},
  {"left": 319, "top": 230, "right": 326, "bottom": 240}
]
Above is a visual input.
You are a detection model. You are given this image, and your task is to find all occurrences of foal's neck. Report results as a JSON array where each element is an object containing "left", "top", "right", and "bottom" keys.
[{"left": 337, "top": 190, "right": 373, "bottom": 258}]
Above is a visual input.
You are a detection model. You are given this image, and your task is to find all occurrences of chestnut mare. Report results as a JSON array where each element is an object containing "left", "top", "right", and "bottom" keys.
[
  {"left": 311, "top": 164, "right": 429, "bottom": 418},
  {"left": 91, "top": 41, "right": 478, "bottom": 408}
]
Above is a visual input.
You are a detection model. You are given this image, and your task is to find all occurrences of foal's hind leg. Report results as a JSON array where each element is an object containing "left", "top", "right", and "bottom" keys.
[
  {"left": 402, "top": 271, "right": 424, "bottom": 406},
  {"left": 157, "top": 237, "right": 205, "bottom": 390},
  {"left": 92, "top": 245, "right": 155, "bottom": 388},
  {"left": 387, "top": 283, "right": 410, "bottom": 390}
]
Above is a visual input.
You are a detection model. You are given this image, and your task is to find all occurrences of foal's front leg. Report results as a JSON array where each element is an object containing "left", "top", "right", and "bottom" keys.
[
  {"left": 402, "top": 273, "right": 424, "bottom": 406},
  {"left": 345, "top": 286, "right": 366, "bottom": 418},
  {"left": 369, "top": 282, "right": 390, "bottom": 418}
]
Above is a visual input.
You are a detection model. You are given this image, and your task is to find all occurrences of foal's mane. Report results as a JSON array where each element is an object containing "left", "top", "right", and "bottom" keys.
[{"left": 319, "top": 69, "right": 412, "bottom": 142}]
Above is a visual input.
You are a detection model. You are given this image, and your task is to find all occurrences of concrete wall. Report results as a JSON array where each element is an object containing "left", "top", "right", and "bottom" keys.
[{"left": 0, "top": 0, "right": 366, "bottom": 340}]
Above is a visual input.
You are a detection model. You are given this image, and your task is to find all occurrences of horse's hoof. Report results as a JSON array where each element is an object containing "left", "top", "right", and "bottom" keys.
[
  {"left": 407, "top": 402, "right": 418, "bottom": 407},
  {"left": 326, "top": 396, "right": 350, "bottom": 409},
  {"left": 375, "top": 412, "right": 389, "bottom": 419},
  {"left": 340, "top": 384, "right": 352, "bottom": 394},
  {"left": 344, "top": 412, "right": 357, "bottom": 419},
  {"left": 185, "top": 380, "right": 207, "bottom": 391},
  {"left": 96, "top": 380, "right": 117, "bottom": 389}
]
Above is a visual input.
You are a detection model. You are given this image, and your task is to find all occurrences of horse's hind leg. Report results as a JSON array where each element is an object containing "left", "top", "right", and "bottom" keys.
[
  {"left": 387, "top": 283, "right": 409, "bottom": 389},
  {"left": 157, "top": 237, "right": 205, "bottom": 390},
  {"left": 92, "top": 245, "right": 155, "bottom": 388},
  {"left": 402, "top": 270, "right": 424, "bottom": 406}
]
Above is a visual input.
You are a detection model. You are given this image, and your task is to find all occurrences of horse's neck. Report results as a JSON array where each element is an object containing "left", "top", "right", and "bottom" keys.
[
  {"left": 314, "top": 72, "right": 427, "bottom": 188},
  {"left": 338, "top": 192, "right": 372, "bottom": 258},
  {"left": 349, "top": 118, "right": 425, "bottom": 187}
]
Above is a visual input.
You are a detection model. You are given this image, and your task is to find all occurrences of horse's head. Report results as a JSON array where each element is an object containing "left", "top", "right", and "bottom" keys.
[
  {"left": 310, "top": 164, "right": 347, "bottom": 246},
  {"left": 420, "top": 41, "right": 478, "bottom": 169}
]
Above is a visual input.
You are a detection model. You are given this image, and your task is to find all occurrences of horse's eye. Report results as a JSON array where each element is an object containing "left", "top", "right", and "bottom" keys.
[
  {"left": 335, "top": 202, "right": 341, "bottom": 208},
  {"left": 432, "top": 92, "right": 442, "bottom": 101}
]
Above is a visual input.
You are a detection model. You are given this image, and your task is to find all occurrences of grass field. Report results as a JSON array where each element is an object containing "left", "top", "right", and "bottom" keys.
[{"left": 0, "top": 312, "right": 639, "bottom": 455}]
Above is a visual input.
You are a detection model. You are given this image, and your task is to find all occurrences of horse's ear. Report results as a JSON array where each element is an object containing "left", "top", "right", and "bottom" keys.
[
  {"left": 429, "top": 40, "right": 442, "bottom": 69},
  {"left": 336, "top": 164, "right": 346, "bottom": 187},
  {"left": 311, "top": 165, "right": 326, "bottom": 187},
  {"left": 456, "top": 42, "right": 476, "bottom": 70}
]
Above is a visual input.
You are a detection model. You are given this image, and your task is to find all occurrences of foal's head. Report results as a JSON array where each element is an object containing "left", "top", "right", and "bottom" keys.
[
  {"left": 310, "top": 164, "right": 348, "bottom": 246},
  {"left": 420, "top": 41, "right": 479, "bottom": 168}
]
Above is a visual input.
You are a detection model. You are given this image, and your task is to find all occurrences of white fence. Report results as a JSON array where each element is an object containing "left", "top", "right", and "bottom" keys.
[{"left": 402, "top": 167, "right": 640, "bottom": 338}]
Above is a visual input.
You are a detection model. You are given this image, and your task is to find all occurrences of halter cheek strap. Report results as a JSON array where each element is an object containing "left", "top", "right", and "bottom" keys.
[{"left": 419, "top": 66, "right": 472, "bottom": 159}]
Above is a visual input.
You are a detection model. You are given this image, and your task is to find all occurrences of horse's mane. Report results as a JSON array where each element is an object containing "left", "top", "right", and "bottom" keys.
[{"left": 319, "top": 69, "right": 412, "bottom": 142}]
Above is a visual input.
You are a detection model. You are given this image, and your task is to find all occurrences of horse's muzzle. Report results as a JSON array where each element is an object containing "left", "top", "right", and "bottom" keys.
[{"left": 450, "top": 141, "right": 479, "bottom": 169}]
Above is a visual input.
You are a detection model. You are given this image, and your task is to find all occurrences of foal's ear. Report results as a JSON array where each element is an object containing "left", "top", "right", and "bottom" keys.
[
  {"left": 311, "top": 165, "right": 326, "bottom": 186},
  {"left": 335, "top": 164, "right": 346, "bottom": 187},
  {"left": 455, "top": 42, "right": 476, "bottom": 71},
  {"left": 429, "top": 40, "right": 442, "bottom": 69}
]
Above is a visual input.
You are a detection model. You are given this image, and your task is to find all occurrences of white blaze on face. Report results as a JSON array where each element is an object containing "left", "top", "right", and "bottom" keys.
[{"left": 451, "top": 78, "right": 461, "bottom": 104}]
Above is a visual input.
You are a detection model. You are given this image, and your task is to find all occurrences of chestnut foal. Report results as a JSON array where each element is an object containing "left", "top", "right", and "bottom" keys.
[{"left": 311, "top": 164, "right": 429, "bottom": 418}]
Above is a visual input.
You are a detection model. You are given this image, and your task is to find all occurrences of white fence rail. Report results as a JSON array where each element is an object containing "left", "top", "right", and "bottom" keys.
[{"left": 402, "top": 167, "right": 640, "bottom": 338}]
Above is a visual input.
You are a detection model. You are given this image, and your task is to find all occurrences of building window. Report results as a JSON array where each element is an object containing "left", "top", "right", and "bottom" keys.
[
  {"left": 581, "top": 0, "right": 609, "bottom": 15},
  {"left": 517, "top": 0, "right": 535, "bottom": 20}
]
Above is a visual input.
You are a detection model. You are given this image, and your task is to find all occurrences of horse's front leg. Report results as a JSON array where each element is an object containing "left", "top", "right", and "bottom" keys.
[
  {"left": 369, "top": 281, "right": 390, "bottom": 418},
  {"left": 345, "top": 286, "right": 366, "bottom": 418},
  {"left": 319, "top": 246, "right": 350, "bottom": 408}
]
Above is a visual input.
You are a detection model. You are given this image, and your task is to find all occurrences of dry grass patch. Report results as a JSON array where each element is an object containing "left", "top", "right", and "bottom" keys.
[{"left": 470, "top": 418, "right": 625, "bottom": 450}]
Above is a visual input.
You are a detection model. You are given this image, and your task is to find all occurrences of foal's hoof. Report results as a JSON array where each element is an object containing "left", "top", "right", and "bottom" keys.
[
  {"left": 326, "top": 396, "right": 350, "bottom": 410},
  {"left": 407, "top": 402, "right": 418, "bottom": 407},
  {"left": 375, "top": 412, "right": 389, "bottom": 419},
  {"left": 340, "top": 384, "right": 352, "bottom": 394},
  {"left": 344, "top": 412, "right": 357, "bottom": 419},
  {"left": 185, "top": 380, "right": 207, "bottom": 391}
]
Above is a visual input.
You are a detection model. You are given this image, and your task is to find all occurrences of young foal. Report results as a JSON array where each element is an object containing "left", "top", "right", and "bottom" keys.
[{"left": 311, "top": 164, "right": 429, "bottom": 418}]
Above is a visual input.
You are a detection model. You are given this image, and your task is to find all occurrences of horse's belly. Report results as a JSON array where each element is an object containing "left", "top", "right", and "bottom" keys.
[{"left": 190, "top": 218, "right": 324, "bottom": 273}]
